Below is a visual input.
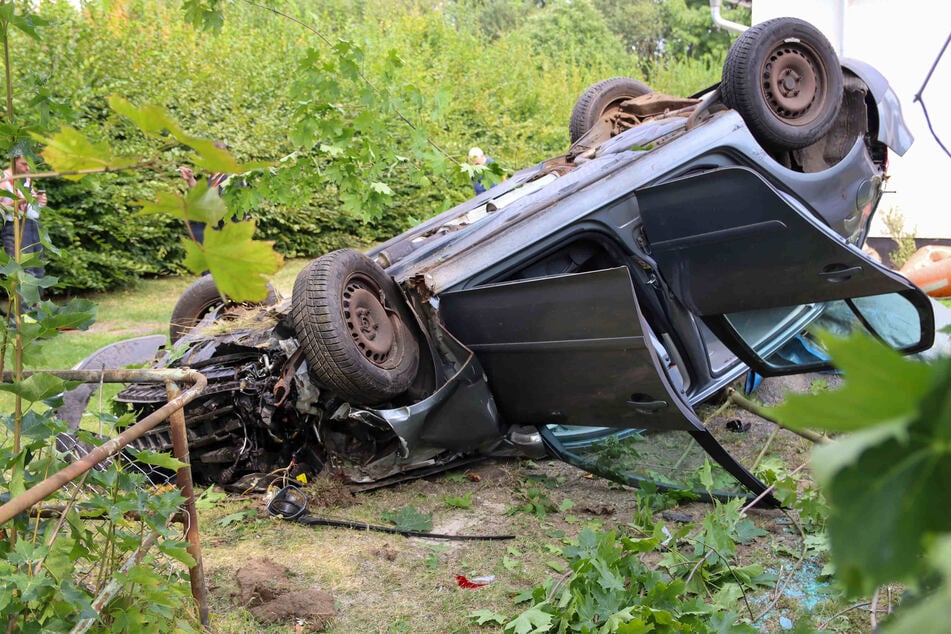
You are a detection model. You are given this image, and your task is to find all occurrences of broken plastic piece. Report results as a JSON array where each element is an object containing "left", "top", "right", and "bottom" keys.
[{"left": 455, "top": 574, "right": 495, "bottom": 589}]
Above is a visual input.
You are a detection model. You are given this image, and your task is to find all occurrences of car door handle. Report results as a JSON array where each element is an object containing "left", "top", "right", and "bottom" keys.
[
  {"left": 819, "top": 264, "right": 862, "bottom": 283},
  {"left": 627, "top": 396, "right": 668, "bottom": 413}
]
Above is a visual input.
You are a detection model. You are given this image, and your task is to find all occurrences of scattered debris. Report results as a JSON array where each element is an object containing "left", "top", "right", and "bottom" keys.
[
  {"left": 661, "top": 511, "right": 694, "bottom": 524},
  {"left": 455, "top": 575, "right": 495, "bottom": 589},
  {"left": 725, "top": 419, "right": 751, "bottom": 433}
]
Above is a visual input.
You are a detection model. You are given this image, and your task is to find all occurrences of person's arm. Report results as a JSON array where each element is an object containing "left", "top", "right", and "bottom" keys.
[
  {"left": 178, "top": 166, "right": 197, "bottom": 188},
  {"left": 0, "top": 173, "right": 26, "bottom": 212}
]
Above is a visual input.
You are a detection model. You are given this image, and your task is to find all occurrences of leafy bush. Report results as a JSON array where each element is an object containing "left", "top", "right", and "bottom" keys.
[{"left": 18, "top": 0, "right": 737, "bottom": 296}]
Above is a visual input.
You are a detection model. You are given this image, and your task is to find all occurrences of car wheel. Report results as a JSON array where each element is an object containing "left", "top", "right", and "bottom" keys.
[
  {"left": 569, "top": 77, "right": 653, "bottom": 143},
  {"left": 291, "top": 249, "right": 420, "bottom": 404},
  {"left": 721, "top": 17, "right": 843, "bottom": 150},
  {"left": 169, "top": 274, "right": 277, "bottom": 343}
]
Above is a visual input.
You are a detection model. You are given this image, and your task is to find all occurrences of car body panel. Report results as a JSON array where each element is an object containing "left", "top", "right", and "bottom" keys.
[
  {"left": 841, "top": 57, "right": 914, "bottom": 156},
  {"left": 637, "top": 166, "right": 913, "bottom": 315},
  {"left": 439, "top": 266, "right": 695, "bottom": 432}
]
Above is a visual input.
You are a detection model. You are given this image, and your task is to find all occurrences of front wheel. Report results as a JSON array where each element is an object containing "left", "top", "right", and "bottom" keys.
[{"left": 169, "top": 274, "right": 277, "bottom": 343}]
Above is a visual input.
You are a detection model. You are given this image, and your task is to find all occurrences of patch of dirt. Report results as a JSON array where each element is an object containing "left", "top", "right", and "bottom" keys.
[
  {"left": 307, "top": 474, "right": 359, "bottom": 509},
  {"left": 235, "top": 558, "right": 336, "bottom": 629}
]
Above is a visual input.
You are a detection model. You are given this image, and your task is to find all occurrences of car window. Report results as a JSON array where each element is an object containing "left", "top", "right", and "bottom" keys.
[{"left": 722, "top": 289, "right": 932, "bottom": 373}]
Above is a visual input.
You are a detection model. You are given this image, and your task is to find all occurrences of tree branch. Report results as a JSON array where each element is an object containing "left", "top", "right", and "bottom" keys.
[{"left": 2, "top": 159, "right": 157, "bottom": 182}]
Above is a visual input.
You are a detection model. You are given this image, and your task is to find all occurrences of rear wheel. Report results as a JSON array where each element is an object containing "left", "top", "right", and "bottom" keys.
[
  {"left": 291, "top": 249, "right": 419, "bottom": 404},
  {"left": 721, "top": 17, "right": 843, "bottom": 150},
  {"left": 569, "top": 77, "right": 652, "bottom": 143}
]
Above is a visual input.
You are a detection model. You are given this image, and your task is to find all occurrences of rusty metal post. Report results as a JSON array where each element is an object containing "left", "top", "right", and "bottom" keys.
[
  {"left": 0, "top": 369, "right": 207, "bottom": 525},
  {"left": 165, "top": 380, "right": 210, "bottom": 629}
]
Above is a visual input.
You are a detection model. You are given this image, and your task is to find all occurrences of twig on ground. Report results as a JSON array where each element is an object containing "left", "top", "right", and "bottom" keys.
[
  {"left": 545, "top": 570, "right": 573, "bottom": 603},
  {"left": 682, "top": 537, "right": 755, "bottom": 621},
  {"left": 751, "top": 507, "right": 808, "bottom": 623},
  {"left": 751, "top": 425, "right": 780, "bottom": 472},
  {"left": 817, "top": 601, "right": 872, "bottom": 630},
  {"left": 740, "top": 462, "right": 808, "bottom": 516}
]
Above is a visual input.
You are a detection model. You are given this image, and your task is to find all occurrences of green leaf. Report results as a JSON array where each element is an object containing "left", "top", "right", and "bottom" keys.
[
  {"left": 545, "top": 560, "right": 567, "bottom": 573},
  {"left": 381, "top": 506, "right": 433, "bottom": 532},
  {"left": 136, "top": 190, "right": 188, "bottom": 218},
  {"left": 883, "top": 589, "right": 951, "bottom": 634},
  {"left": 813, "top": 358, "right": 951, "bottom": 595},
  {"left": 187, "top": 136, "right": 272, "bottom": 175},
  {"left": 9, "top": 11, "right": 51, "bottom": 41},
  {"left": 769, "top": 333, "right": 934, "bottom": 433},
  {"left": 444, "top": 492, "right": 472, "bottom": 509},
  {"left": 882, "top": 537, "right": 951, "bottom": 632},
  {"left": 183, "top": 219, "right": 283, "bottom": 303},
  {"left": 31, "top": 128, "right": 124, "bottom": 180},
  {"left": 31, "top": 298, "right": 97, "bottom": 336},
  {"left": 181, "top": 0, "right": 225, "bottom": 33},
  {"left": 195, "top": 487, "right": 227, "bottom": 510},
  {"left": 504, "top": 604, "right": 553, "bottom": 634},
  {"left": 157, "top": 541, "right": 197, "bottom": 568},
  {"left": 699, "top": 459, "right": 714, "bottom": 492},
  {"left": 469, "top": 609, "right": 507, "bottom": 626},
  {"left": 126, "top": 449, "right": 186, "bottom": 471},
  {"left": 217, "top": 510, "right": 256, "bottom": 527},
  {"left": 108, "top": 96, "right": 181, "bottom": 139},
  {"left": 369, "top": 181, "right": 393, "bottom": 196},
  {"left": 44, "top": 536, "right": 77, "bottom": 583},
  {"left": 0, "top": 372, "right": 65, "bottom": 403},
  {"left": 108, "top": 97, "right": 271, "bottom": 174}
]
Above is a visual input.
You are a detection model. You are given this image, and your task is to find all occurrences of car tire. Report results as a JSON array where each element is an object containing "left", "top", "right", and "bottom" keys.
[
  {"left": 721, "top": 17, "right": 843, "bottom": 150},
  {"left": 169, "top": 274, "right": 277, "bottom": 343},
  {"left": 291, "top": 249, "right": 420, "bottom": 405},
  {"left": 569, "top": 77, "right": 653, "bottom": 143}
]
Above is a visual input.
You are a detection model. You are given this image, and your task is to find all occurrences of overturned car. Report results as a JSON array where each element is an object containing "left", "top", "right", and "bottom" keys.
[{"left": 112, "top": 19, "right": 934, "bottom": 500}]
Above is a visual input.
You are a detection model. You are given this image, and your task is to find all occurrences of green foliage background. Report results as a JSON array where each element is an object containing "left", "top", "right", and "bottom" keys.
[{"left": 13, "top": 0, "right": 741, "bottom": 293}]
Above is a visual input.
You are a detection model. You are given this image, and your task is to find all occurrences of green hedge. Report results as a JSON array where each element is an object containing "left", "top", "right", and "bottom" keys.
[{"left": 16, "top": 0, "right": 727, "bottom": 294}]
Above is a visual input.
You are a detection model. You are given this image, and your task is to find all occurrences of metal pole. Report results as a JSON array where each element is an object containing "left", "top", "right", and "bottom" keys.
[
  {"left": 165, "top": 380, "right": 210, "bottom": 628},
  {"left": 0, "top": 369, "right": 208, "bottom": 524}
]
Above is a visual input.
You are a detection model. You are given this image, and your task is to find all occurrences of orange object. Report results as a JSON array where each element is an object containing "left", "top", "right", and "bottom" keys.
[{"left": 900, "top": 245, "right": 951, "bottom": 297}]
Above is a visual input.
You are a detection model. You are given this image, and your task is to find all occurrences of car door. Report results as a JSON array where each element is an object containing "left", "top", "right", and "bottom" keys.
[
  {"left": 636, "top": 165, "right": 935, "bottom": 375},
  {"left": 438, "top": 263, "right": 774, "bottom": 499}
]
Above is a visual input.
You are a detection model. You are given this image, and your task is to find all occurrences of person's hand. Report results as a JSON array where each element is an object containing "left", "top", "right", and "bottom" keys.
[
  {"left": 178, "top": 166, "right": 197, "bottom": 188},
  {"left": 36, "top": 191, "right": 47, "bottom": 207}
]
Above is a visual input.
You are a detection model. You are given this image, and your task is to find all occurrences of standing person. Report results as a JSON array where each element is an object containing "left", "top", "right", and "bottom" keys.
[
  {"left": 468, "top": 146, "right": 495, "bottom": 195},
  {"left": 1, "top": 150, "right": 48, "bottom": 280},
  {"left": 178, "top": 141, "right": 239, "bottom": 245}
]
